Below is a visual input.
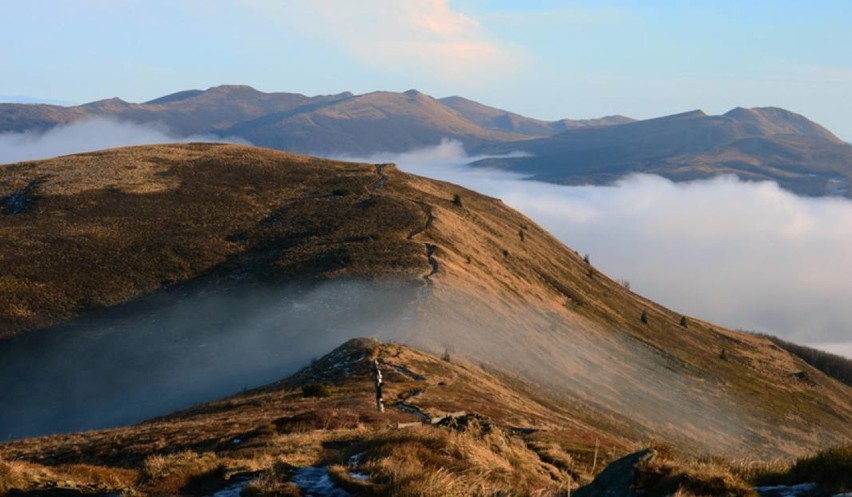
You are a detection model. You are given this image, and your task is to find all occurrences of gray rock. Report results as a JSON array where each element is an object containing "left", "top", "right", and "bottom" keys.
[{"left": 574, "top": 449, "right": 656, "bottom": 497}]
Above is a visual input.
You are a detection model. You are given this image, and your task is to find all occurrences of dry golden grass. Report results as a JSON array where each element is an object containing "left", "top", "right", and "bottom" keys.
[
  {"left": 0, "top": 457, "right": 29, "bottom": 493},
  {"left": 140, "top": 450, "right": 224, "bottom": 495},
  {"left": 0, "top": 456, "right": 137, "bottom": 494},
  {"left": 241, "top": 461, "right": 302, "bottom": 497},
  {"left": 341, "top": 425, "right": 573, "bottom": 497},
  {"left": 633, "top": 448, "right": 758, "bottom": 497},
  {"left": 735, "top": 444, "right": 852, "bottom": 493}
]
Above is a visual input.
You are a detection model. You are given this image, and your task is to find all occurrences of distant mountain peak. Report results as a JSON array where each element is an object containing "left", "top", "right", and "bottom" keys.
[
  {"left": 206, "top": 84, "right": 260, "bottom": 93},
  {"left": 144, "top": 89, "right": 204, "bottom": 105},
  {"left": 667, "top": 109, "right": 708, "bottom": 119},
  {"left": 81, "top": 97, "right": 129, "bottom": 109},
  {"left": 724, "top": 106, "right": 841, "bottom": 142}
]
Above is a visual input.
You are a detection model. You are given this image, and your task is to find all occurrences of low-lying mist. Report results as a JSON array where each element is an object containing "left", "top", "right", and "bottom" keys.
[
  {"left": 342, "top": 140, "right": 852, "bottom": 358},
  {"left": 0, "top": 118, "right": 241, "bottom": 164},
  {"left": 0, "top": 279, "right": 419, "bottom": 440}
]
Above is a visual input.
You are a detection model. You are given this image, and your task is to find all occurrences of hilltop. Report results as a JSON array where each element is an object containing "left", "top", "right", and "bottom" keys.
[{"left": 1, "top": 143, "right": 851, "bottom": 460}]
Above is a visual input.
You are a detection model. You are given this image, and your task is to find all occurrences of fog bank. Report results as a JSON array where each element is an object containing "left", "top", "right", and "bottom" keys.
[
  {"left": 0, "top": 280, "right": 418, "bottom": 440},
  {"left": 0, "top": 118, "right": 241, "bottom": 164}
]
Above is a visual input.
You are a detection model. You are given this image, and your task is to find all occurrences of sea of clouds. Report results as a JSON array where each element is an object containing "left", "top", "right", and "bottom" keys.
[{"left": 344, "top": 139, "right": 852, "bottom": 359}]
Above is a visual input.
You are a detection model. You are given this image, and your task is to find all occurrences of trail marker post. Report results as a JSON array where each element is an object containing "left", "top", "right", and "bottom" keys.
[{"left": 373, "top": 360, "right": 384, "bottom": 412}]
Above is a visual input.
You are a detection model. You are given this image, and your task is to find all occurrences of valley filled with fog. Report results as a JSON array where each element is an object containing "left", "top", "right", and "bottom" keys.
[{"left": 346, "top": 140, "right": 852, "bottom": 358}]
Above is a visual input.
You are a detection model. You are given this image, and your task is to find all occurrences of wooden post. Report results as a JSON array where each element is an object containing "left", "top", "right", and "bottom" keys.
[{"left": 373, "top": 360, "right": 384, "bottom": 412}]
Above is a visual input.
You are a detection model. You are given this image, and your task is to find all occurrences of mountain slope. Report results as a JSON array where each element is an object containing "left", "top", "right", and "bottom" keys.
[
  {"left": 1, "top": 143, "right": 851, "bottom": 458},
  {"left": 476, "top": 107, "right": 852, "bottom": 197},
  {"left": 439, "top": 95, "right": 633, "bottom": 135}
]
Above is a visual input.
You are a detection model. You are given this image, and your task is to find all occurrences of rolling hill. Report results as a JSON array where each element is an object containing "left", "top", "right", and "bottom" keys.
[
  {"left": 475, "top": 107, "right": 852, "bottom": 198},
  {"left": 1, "top": 143, "right": 850, "bottom": 464}
]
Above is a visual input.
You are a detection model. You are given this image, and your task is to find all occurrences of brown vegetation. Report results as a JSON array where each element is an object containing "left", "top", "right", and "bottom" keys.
[
  {"left": 741, "top": 445, "right": 852, "bottom": 493},
  {"left": 633, "top": 448, "right": 758, "bottom": 497}
]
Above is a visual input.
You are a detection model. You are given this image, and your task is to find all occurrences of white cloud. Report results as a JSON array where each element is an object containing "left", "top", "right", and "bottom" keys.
[
  {"left": 237, "top": 0, "right": 524, "bottom": 86},
  {"left": 0, "top": 118, "right": 241, "bottom": 164},
  {"left": 349, "top": 140, "right": 852, "bottom": 358}
]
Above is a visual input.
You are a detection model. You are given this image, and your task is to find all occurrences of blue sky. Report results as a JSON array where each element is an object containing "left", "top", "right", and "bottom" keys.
[{"left": 2, "top": 1, "right": 852, "bottom": 139}]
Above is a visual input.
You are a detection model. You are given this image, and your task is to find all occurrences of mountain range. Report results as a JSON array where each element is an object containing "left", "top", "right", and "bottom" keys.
[
  {"left": 3, "top": 85, "right": 851, "bottom": 197},
  {"left": 0, "top": 85, "right": 629, "bottom": 156}
]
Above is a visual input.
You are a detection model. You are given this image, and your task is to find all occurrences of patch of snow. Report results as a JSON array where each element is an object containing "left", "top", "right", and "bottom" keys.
[
  {"left": 211, "top": 483, "right": 245, "bottom": 497},
  {"left": 347, "top": 451, "right": 370, "bottom": 482},
  {"left": 348, "top": 451, "right": 366, "bottom": 467},
  {"left": 292, "top": 466, "right": 351, "bottom": 497},
  {"left": 756, "top": 482, "right": 817, "bottom": 497},
  {"left": 210, "top": 481, "right": 249, "bottom": 497}
]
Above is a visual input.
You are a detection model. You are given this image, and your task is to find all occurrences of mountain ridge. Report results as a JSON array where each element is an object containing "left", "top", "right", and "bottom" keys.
[
  {"left": 0, "top": 85, "right": 620, "bottom": 154},
  {"left": 3, "top": 85, "right": 849, "bottom": 197}
]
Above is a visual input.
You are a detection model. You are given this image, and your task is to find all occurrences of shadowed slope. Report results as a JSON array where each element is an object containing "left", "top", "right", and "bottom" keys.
[{"left": 439, "top": 95, "right": 633, "bottom": 136}]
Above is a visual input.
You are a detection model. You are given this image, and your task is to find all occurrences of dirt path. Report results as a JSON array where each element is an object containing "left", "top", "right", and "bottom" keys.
[
  {"left": 393, "top": 387, "right": 430, "bottom": 421},
  {"left": 404, "top": 202, "right": 439, "bottom": 300},
  {"left": 391, "top": 364, "right": 426, "bottom": 381},
  {"left": 370, "top": 165, "right": 439, "bottom": 301}
]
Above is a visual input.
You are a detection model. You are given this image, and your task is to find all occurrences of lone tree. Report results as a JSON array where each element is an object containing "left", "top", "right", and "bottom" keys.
[
  {"left": 452, "top": 194, "right": 463, "bottom": 207},
  {"left": 641, "top": 310, "right": 649, "bottom": 324},
  {"left": 680, "top": 316, "right": 688, "bottom": 328}
]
